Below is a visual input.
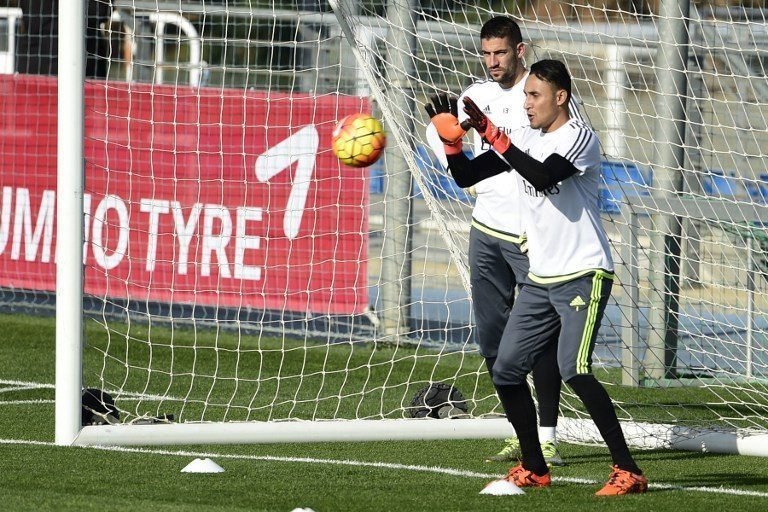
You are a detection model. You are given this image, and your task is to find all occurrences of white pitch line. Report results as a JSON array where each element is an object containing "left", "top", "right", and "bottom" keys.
[
  {"left": 0, "top": 378, "right": 183, "bottom": 403},
  {"left": 0, "top": 399, "right": 54, "bottom": 405},
  {"left": 1, "top": 437, "right": 767, "bottom": 498},
  {"left": 0, "top": 379, "right": 54, "bottom": 389}
]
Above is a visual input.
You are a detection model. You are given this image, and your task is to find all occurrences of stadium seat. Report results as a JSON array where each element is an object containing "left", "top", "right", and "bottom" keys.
[
  {"left": 745, "top": 174, "right": 768, "bottom": 203},
  {"left": 598, "top": 160, "right": 652, "bottom": 214},
  {"left": 701, "top": 170, "right": 747, "bottom": 199},
  {"left": 369, "top": 163, "right": 385, "bottom": 195},
  {"left": 601, "top": 160, "right": 652, "bottom": 189},
  {"left": 598, "top": 187, "right": 622, "bottom": 214}
]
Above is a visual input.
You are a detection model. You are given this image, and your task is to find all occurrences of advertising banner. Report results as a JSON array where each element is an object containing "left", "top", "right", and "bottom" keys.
[{"left": 0, "top": 75, "right": 369, "bottom": 315}]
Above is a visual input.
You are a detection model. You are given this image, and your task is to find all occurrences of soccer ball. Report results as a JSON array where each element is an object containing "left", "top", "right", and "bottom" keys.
[
  {"left": 408, "top": 382, "right": 467, "bottom": 419},
  {"left": 331, "top": 113, "right": 386, "bottom": 168},
  {"left": 81, "top": 388, "right": 120, "bottom": 425}
]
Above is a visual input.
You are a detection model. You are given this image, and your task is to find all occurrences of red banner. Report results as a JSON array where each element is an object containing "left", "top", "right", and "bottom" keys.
[{"left": 0, "top": 75, "right": 370, "bottom": 315}]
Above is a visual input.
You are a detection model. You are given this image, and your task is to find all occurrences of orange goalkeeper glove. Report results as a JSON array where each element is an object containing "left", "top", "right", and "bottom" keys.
[
  {"left": 462, "top": 96, "right": 511, "bottom": 153},
  {"left": 425, "top": 94, "right": 466, "bottom": 156}
]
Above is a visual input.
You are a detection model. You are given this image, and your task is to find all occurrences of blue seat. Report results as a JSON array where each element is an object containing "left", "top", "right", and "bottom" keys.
[
  {"left": 701, "top": 170, "right": 746, "bottom": 198},
  {"left": 745, "top": 174, "right": 768, "bottom": 203},
  {"left": 598, "top": 187, "right": 622, "bottom": 214},
  {"left": 368, "top": 162, "right": 385, "bottom": 195},
  {"left": 601, "top": 160, "right": 652, "bottom": 190},
  {"left": 598, "top": 160, "right": 652, "bottom": 213}
]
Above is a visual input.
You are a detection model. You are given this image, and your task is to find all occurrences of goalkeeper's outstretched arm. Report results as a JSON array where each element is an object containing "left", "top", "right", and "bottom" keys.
[
  {"left": 444, "top": 150, "right": 509, "bottom": 188},
  {"left": 425, "top": 93, "right": 579, "bottom": 190},
  {"left": 498, "top": 147, "right": 579, "bottom": 192},
  {"left": 424, "top": 93, "right": 511, "bottom": 188},
  {"left": 446, "top": 143, "right": 580, "bottom": 192},
  {"left": 458, "top": 96, "right": 581, "bottom": 192}
]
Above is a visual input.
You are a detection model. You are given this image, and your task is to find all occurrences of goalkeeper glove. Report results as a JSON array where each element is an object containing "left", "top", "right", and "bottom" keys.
[
  {"left": 462, "top": 96, "right": 511, "bottom": 154},
  {"left": 424, "top": 94, "right": 466, "bottom": 156}
]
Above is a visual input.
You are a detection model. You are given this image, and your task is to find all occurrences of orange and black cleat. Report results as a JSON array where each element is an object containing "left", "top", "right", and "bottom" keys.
[
  {"left": 506, "top": 464, "right": 552, "bottom": 488},
  {"left": 595, "top": 465, "right": 648, "bottom": 496}
]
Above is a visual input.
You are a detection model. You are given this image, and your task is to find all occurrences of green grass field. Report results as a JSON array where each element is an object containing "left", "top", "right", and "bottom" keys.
[{"left": 2, "top": 312, "right": 768, "bottom": 511}]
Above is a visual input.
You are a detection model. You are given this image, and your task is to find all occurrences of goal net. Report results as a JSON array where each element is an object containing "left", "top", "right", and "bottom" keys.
[
  {"left": 326, "top": 0, "right": 768, "bottom": 454},
  {"left": 0, "top": 1, "right": 766, "bottom": 453}
]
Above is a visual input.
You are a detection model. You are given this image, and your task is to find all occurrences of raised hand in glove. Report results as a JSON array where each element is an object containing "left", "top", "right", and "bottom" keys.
[
  {"left": 424, "top": 94, "right": 466, "bottom": 155},
  {"left": 462, "top": 96, "right": 511, "bottom": 153}
]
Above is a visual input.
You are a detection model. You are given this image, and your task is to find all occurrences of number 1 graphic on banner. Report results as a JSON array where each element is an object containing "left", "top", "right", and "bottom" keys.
[{"left": 254, "top": 125, "right": 319, "bottom": 240}]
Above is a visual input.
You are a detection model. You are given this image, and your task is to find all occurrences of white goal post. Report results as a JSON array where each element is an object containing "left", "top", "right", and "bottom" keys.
[
  {"left": 37, "top": 0, "right": 768, "bottom": 455},
  {"left": 56, "top": 0, "right": 86, "bottom": 447}
]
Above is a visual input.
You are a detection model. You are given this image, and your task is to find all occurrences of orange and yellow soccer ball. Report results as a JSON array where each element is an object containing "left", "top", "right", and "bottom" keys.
[{"left": 331, "top": 113, "right": 386, "bottom": 168}]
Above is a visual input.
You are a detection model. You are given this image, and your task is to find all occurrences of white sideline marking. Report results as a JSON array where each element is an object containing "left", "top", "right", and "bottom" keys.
[
  {"left": 0, "top": 399, "right": 54, "bottom": 405},
  {"left": 0, "top": 379, "right": 54, "bottom": 392},
  {"left": 0, "top": 379, "right": 182, "bottom": 402},
  {"left": 1, "top": 437, "right": 767, "bottom": 498}
]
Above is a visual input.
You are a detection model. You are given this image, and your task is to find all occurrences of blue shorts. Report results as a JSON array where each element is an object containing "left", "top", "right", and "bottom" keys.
[
  {"left": 468, "top": 224, "right": 528, "bottom": 359},
  {"left": 491, "top": 270, "right": 613, "bottom": 385}
]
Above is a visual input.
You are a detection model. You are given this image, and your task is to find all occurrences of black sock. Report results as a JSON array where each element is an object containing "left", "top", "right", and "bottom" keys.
[
  {"left": 495, "top": 383, "right": 549, "bottom": 476},
  {"left": 567, "top": 375, "right": 642, "bottom": 475},
  {"left": 531, "top": 345, "right": 562, "bottom": 428}
]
